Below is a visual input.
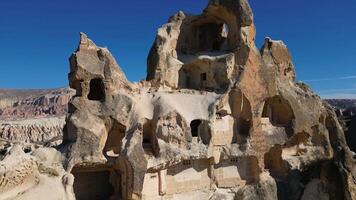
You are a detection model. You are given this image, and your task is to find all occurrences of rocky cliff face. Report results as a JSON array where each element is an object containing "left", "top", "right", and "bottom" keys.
[{"left": 0, "top": 1, "right": 355, "bottom": 200}]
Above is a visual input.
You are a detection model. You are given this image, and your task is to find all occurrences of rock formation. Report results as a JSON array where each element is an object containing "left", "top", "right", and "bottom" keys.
[
  {"left": 0, "top": 117, "right": 65, "bottom": 146},
  {"left": 0, "top": 145, "right": 75, "bottom": 200},
  {"left": 0, "top": 0, "right": 355, "bottom": 200}
]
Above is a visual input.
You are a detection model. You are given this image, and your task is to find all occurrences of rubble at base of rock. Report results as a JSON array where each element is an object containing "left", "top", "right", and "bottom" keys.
[{"left": 0, "top": 0, "right": 355, "bottom": 200}]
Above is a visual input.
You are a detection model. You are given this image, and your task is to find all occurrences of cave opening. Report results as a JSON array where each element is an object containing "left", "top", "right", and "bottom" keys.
[
  {"left": 143, "top": 122, "right": 153, "bottom": 147},
  {"left": 229, "top": 89, "right": 253, "bottom": 145},
  {"left": 104, "top": 121, "right": 126, "bottom": 158},
  {"left": 88, "top": 78, "right": 105, "bottom": 101},
  {"left": 262, "top": 96, "right": 294, "bottom": 126},
  {"left": 238, "top": 118, "right": 251, "bottom": 137},
  {"left": 199, "top": 121, "right": 212, "bottom": 145},
  {"left": 72, "top": 168, "right": 116, "bottom": 200},
  {"left": 262, "top": 96, "right": 295, "bottom": 137},
  {"left": 142, "top": 120, "right": 159, "bottom": 156},
  {"left": 195, "top": 22, "right": 228, "bottom": 52},
  {"left": 190, "top": 120, "right": 202, "bottom": 137},
  {"left": 178, "top": 64, "right": 208, "bottom": 90}
]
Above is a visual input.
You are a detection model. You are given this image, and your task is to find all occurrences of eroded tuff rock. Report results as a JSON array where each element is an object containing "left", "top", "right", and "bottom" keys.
[
  {"left": 0, "top": 145, "right": 75, "bottom": 200},
  {"left": 0, "top": 117, "right": 65, "bottom": 147},
  {"left": 1, "top": 0, "right": 355, "bottom": 200}
]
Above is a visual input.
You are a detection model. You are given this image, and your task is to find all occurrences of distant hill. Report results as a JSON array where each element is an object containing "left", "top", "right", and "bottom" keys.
[
  {"left": 325, "top": 99, "right": 356, "bottom": 110},
  {"left": 0, "top": 87, "right": 74, "bottom": 147},
  {"left": 0, "top": 87, "right": 74, "bottom": 120}
]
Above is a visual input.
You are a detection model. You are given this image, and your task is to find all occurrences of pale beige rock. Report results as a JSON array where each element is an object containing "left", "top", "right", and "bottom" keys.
[
  {"left": 60, "top": 0, "right": 355, "bottom": 198},
  {"left": 0, "top": 117, "right": 65, "bottom": 146},
  {"left": 1, "top": 0, "right": 355, "bottom": 200}
]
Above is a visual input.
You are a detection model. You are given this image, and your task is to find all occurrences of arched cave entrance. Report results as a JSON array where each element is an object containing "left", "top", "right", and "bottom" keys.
[
  {"left": 88, "top": 78, "right": 105, "bottom": 101},
  {"left": 104, "top": 121, "right": 126, "bottom": 158},
  {"left": 229, "top": 89, "right": 253, "bottom": 145},
  {"left": 175, "top": 11, "right": 239, "bottom": 56},
  {"left": 142, "top": 120, "right": 159, "bottom": 156},
  {"left": 237, "top": 118, "right": 251, "bottom": 138},
  {"left": 190, "top": 119, "right": 211, "bottom": 145},
  {"left": 194, "top": 22, "right": 229, "bottom": 52},
  {"left": 190, "top": 120, "right": 201, "bottom": 138},
  {"left": 262, "top": 96, "right": 295, "bottom": 137},
  {"left": 178, "top": 62, "right": 230, "bottom": 92},
  {"left": 178, "top": 63, "right": 209, "bottom": 90}
]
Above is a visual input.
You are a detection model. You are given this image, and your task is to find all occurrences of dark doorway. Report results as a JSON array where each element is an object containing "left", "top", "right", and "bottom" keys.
[
  {"left": 195, "top": 22, "right": 227, "bottom": 52},
  {"left": 104, "top": 122, "right": 126, "bottom": 157},
  {"left": 190, "top": 120, "right": 202, "bottom": 137},
  {"left": 88, "top": 78, "right": 105, "bottom": 101},
  {"left": 262, "top": 96, "right": 294, "bottom": 126},
  {"left": 73, "top": 169, "right": 115, "bottom": 200},
  {"left": 262, "top": 96, "right": 295, "bottom": 137},
  {"left": 143, "top": 121, "right": 154, "bottom": 149},
  {"left": 200, "top": 73, "right": 207, "bottom": 88},
  {"left": 238, "top": 118, "right": 251, "bottom": 137},
  {"left": 142, "top": 120, "right": 159, "bottom": 156}
]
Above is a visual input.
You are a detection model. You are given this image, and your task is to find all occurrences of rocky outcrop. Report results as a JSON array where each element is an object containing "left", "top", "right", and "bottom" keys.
[
  {"left": 1, "top": 1, "right": 355, "bottom": 200},
  {"left": 0, "top": 145, "right": 75, "bottom": 200},
  {"left": 61, "top": 0, "right": 355, "bottom": 199},
  {"left": 0, "top": 117, "right": 65, "bottom": 146},
  {"left": 0, "top": 145, "right": 39, "bottom": 200}
]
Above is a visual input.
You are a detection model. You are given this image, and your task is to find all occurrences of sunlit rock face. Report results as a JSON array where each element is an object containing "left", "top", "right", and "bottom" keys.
[
  {"left": 61, "top": 0, "right": 355, "bottom": 199},
  {"left": 0, "top": 0, "right": 355, "bottom": 200}
]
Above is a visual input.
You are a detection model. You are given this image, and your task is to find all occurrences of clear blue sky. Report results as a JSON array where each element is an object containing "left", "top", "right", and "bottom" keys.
[{"left": 0, "top": 0, "right": 355, "bottom": 98}]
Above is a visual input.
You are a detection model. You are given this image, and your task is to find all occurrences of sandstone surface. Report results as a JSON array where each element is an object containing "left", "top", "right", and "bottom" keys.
[{"left": 0, "top": 1, "right": 355, "bottom": 200}]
